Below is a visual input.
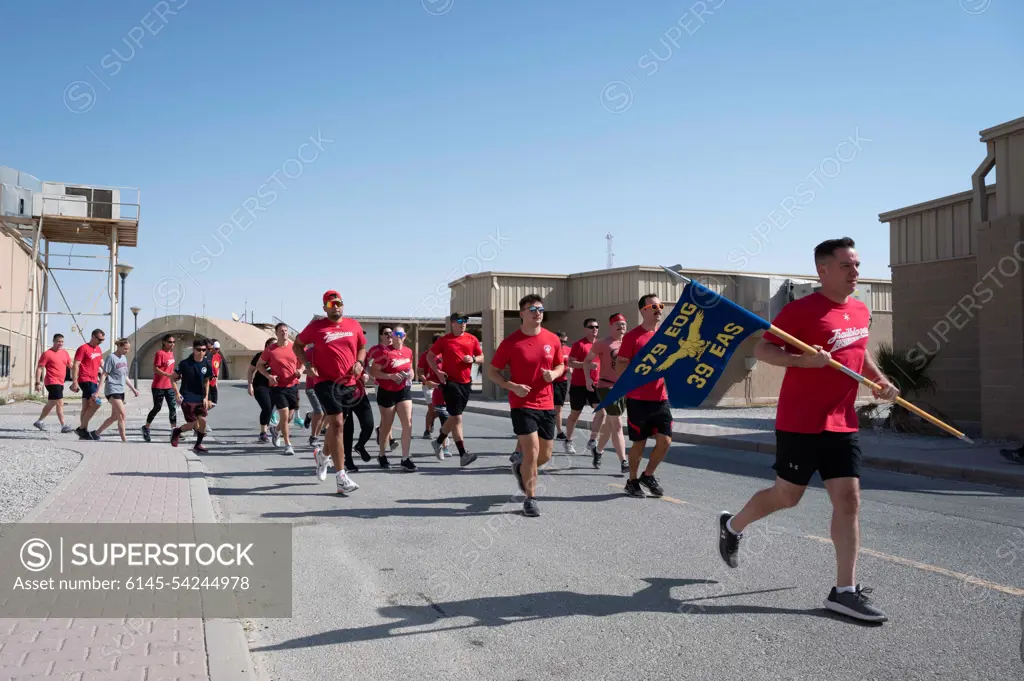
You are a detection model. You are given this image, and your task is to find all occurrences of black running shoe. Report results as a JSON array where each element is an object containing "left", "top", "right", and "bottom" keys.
[
  {"left": 523, "top": 498, "right": 540, "bottom": 517},
  {"left": 556, "top": 432, "right": 566, "bottom": 441},
  {"left": 378, "top": 455, "right": 391, "bottom": 469},
  {"left": 76, "top": 427, "right": 90, "bottom": 440},
  {"left": 620, "top": 459, "right": 629, "bottom": 474},
  {"left": 345, "top": 459, "right": 360, "bottom": 473},
  {"left": 824, "top": 585, "right": 888, "bottom": 623},
  {"left": 257, "top": 433, "right": 269, "bottom": 444},
  {"left": 141, "top": 425, "right": 151, "bottom": 443},
  {"left": 89, "top": 430, "right": 101, "bottom": 441},
  {"left": 304, "top": 413, "right": 312, "bottom": 429},
  {"left": 638, "top": 472, "right": 663, "bottom": 497},
  {"left": 718, "top": 512, "right": 740, "bottom": 568},
  {"left": 389, "top": 438, "right": 400, "bottom": 452},
  {"left": 592, "top": 450, "right": 602, "bottom": 469},
  {"left": 356, "top": 444, "right": 372, "bottom": 462},
  {"left": 423, "top": 429, "right": 432, "bottom": 439},
  {"left": 624, "top": 479, "right": 645, "bottom": 497},
  {"left": 400, "top": 458, "right": 417, "bottom": 472},
  {"left": 1000, "top": 446, "right": 1024, "bottom": 464}
]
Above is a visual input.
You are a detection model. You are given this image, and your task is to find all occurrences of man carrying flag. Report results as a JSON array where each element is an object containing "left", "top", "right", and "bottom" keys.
[{"left": 716, "top": 237, "right": 898, "bottom": 623}]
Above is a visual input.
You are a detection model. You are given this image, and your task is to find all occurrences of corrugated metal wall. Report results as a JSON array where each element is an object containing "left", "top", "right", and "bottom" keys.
[
  {"left": 496, "top": 276, "right": 567, "bottom": 311},
  {"left": 449, "top": 276, "right": 492, "bottom": 314},
  {"left": 568, "top": 269, "right": 637, "bottom": 309},
  {"left": 870, "top": 282, "right": 892, "bottom": 312},
  {"left": 887, "top": 189, "right": 997, "bottom": 265}
]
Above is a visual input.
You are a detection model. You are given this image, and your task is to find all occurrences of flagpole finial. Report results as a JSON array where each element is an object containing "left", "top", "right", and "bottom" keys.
[{"left": 661, "top": 265, "right": 691, "bottom": 284}]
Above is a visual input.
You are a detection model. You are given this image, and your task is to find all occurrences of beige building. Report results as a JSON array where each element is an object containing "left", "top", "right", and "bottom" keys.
[
  {"left": 449, "top": 265, "right": 892, "bottom": 403},
  {"left": 878, "top": 115, "right": 1024, "bottom": 439}
]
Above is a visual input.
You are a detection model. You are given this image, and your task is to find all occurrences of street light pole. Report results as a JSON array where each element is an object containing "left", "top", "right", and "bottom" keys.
[
  {"left": 130, "top": 306, "right": 141, "bottom": 384},
  {"left": 115, "top": 263, "right": 133, "bottom": 340}
]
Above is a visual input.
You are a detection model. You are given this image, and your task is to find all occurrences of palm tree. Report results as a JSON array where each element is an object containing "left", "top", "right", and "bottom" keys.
[{"left": 857, "top": 343, "right": 952, "bottom": 435}]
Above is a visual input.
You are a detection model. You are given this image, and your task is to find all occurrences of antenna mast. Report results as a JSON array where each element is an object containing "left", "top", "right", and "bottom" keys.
[{"left": 606, "top": 233, "right": 614, "bottom": 269}]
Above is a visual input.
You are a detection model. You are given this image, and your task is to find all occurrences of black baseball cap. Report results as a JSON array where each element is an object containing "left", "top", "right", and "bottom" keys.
[{"left": 450, "top": 312, "right": 467, "bottom": 321}]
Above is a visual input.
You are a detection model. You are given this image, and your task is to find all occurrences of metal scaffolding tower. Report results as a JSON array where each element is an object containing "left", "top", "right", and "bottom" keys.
[{"left": 0, "top": 170, "right": 140, "bottom": 396}]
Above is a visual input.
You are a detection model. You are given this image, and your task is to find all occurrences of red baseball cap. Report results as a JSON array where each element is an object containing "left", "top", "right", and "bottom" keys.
[{"left": 323, "top": 290, "right": 341, "bottom": 304}]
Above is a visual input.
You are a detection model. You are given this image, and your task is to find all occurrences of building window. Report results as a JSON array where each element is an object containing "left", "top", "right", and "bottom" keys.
[{"left": 0, "top": 345, "right": 10, "bottom": 378}]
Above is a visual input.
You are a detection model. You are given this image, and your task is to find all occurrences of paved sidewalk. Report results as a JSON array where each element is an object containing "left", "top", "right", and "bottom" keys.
[
  {"left": 0, "top": 407, "right": 255, "bottom": 681},
  {"left": 417, "top": 396, "right": 1024, "bottom": 489}
]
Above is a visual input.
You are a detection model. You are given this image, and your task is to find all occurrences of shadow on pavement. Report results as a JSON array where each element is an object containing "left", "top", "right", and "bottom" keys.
[{"left": 252, "top": 577, "right": 871, "bottom": 652}]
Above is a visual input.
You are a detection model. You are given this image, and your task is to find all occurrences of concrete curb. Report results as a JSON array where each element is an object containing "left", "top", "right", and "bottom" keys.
[
  {"left": 412, "top": 397, "right": 1024, "bottom": 490},
  {"left": 19, "top": 445, "right": 88, "bottom": 524},
  {"left": 184, "top": 448, "right": 260, "bottom": 681}
]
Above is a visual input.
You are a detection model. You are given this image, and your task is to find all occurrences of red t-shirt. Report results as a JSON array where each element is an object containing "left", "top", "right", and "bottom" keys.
[
  {"left": 569, "top": 339, "right": 598, "bottom": 387},
  {"left": 490, "top": 328, "right": 565, "bottom": 410},
  {"left": 762, "top": 293, "right": 871, "bottom": 433},
  {"left": 260, "top": 342, "right": 300, "bottom": 389},
  {"left": 376, "top": 346, "right": 414, "bottom": 392},
  {"left": 210, "top": 352, "right": 223, "bottom": 386},
  {"left": 430, "top": 333, "right": 482, "bottom": 384},
  {"left": 295, "top": 317, "right": 367, "bottom": 386},
  {"left": 153, "top": 349, "right": 175, "bottom": 390},
  {"left": 618, "top": 326, "right": 668, "bottom": 402},
  {"left": 431, "top": 387, "right": 445, "bottom": 406},
  {"left": 37, "top": 348, "right": 71, "bottom": 386},
  {"left": 418, "top": 351, "right": 441, "bottom": 384},
  {"left": 74, "top": 343, "right": 104, "bottom": 384},
  {"left": 554, "top": 344, "right": 571, "bottom": 383},
  {"left": 304, "top": 346, "right": 319, "bottom": 389}
]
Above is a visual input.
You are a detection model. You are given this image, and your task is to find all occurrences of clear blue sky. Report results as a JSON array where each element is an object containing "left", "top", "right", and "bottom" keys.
[{"left": 2, "top": 0, "right": 1022, "bottom": 338}]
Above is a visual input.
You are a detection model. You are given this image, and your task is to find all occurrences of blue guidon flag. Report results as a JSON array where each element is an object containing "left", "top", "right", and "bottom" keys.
[{"left": 595, "top": 278, "right": 771, "bottom": 410}]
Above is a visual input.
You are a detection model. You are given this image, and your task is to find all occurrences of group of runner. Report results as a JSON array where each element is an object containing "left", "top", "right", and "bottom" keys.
[{"left": 29, "top": 238, "right": 901, "bottom": 622}]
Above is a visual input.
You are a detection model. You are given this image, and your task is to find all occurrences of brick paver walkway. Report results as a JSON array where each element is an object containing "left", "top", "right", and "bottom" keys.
[{"left": 0, "top": 441, "right": 210, "bottom": 681}]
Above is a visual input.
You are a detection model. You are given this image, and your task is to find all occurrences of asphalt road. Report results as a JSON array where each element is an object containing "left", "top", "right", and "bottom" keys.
[{"left": 191, "top": 381, "right": 1024, "bottom": 681}]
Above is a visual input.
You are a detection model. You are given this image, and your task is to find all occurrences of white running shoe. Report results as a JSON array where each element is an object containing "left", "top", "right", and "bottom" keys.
[
  {"left": 33, "top": 420, "right": 45, "bottom": 431},
  {"left": 270, "top": 426, "right": 280, "bottom": 448},
  {"left": 336, "top": 471, "right": 359, "bottom": 494},
  {"left": 314, "top": 446, "right": 329, "bottom": 481},
  {"left": 284, "top": 445, "right": 295, "bottom": 456},
  {"left": 564, "top": 440, "right": 577, "bottom": 455},
  {"left": 436, "top": 441, "right": 445, "bottom": 461}
]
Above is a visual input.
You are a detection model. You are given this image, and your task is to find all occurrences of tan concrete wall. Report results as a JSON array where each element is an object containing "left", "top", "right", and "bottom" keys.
[
  {"left": 1, "top": 229, "right": 46, "bottom": 391},
  {"left": 975, "top": 215, "right": 1024, "bottom": 438},
  {"left": 891, "top": 257, "right": 981, "bottom": 426}
]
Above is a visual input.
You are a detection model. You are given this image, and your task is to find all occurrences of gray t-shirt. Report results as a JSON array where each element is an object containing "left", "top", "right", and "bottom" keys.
[{"left": 102, "top": 353, "right": 129, "bottom": 396}]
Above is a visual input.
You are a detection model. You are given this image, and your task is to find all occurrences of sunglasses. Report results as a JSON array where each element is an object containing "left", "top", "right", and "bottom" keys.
[
  {"left": 642, "top": 303, "right": 665, "bottom": 312},
  {"left": 393, "top": 331, "right": 406, "bottom": 338},
  {"left": 527, "top": 306, "right": 544, "bottom": 313},
  {"left": 585, "top": 325, "right": 599, "bottom": 330},
  {"left": 195, "top": 347, "right": 208, "bottom": 352},
  {"left": 325, "top": 299, "right": 344, "bottom": 308},
  {"left": 453, "top": 318, "right": 468, "bottom": 324}
]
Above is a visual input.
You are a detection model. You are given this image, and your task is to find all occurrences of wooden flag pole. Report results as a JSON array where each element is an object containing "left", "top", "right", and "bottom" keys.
[{"left": 660, "top": 265, "right": 972, "bottom": 444}]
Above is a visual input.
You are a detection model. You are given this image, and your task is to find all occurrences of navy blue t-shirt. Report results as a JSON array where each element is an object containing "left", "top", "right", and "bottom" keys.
[{"left": 175, "top": 355, "right": 212, "bottom": 403}]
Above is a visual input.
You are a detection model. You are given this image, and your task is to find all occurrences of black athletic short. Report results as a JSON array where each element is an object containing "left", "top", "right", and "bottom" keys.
[
  {"left": 209, "top": 385, "right": 219, "bottom": 404},
  {"left": 443, "top": 380, "right": 472, "bottom": 416},
  {"left": 773, "top": 430, "right": 862, "bottom": 486},
  {"left": 45, "top": 384, "right": 64, "bottom": 400},
  {"left": 377, "top": 386, "right": 411, "bottom": 408},
  {"left": 552, "top": 381, "right": 568, "bottom": 407},
  {"left": 314, "top": 381, "right": 358, "bottom": 416},
  {"left": 569, "top": 384, "right": 599, "bottom": 412},
  {"left": 511, "top": 408, "right": 556, "bottom": 440},
  {"left": 270, "top": 385, "right": 300, "bottom": 410},
  {"left": 80, "top": 381, "right": 98, "bottom": 400},
  {"left": 626, "top": 398, "right": 673, "bottom": 442},
  {"left": 106, "top": 393, "right": 125, "bottom": 402}
]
